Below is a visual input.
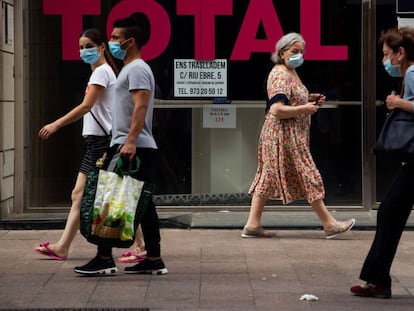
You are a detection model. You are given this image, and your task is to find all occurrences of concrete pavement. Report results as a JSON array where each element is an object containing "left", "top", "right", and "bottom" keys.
[{"left": 1, "top": 224, "right": 414, "bottom": 310}]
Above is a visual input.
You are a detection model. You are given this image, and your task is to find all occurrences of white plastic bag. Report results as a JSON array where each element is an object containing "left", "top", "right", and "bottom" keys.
[{"left": 92, "top": 170, "right": 144, "bottom": 241}]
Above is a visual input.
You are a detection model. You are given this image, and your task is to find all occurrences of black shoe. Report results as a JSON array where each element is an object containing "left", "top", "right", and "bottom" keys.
[
  {"left": 74, "top": 256, "right": 118, "bottom": 275},
  {"left": 124, "top": 258, "right": 168, "bottom": 275}
]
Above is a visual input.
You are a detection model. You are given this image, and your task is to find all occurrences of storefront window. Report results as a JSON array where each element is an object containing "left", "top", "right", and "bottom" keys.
[{"left": 26, "top": 0, "right": 364, "bottom": 209}]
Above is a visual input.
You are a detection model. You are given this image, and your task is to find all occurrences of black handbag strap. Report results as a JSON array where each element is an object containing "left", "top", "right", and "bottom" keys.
[{"left": 90, "top": 111, "right": 109, "bottom": 136}]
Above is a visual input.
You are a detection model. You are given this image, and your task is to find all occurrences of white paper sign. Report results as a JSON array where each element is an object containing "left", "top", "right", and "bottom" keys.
[
  {"left": 203, "top": 105, "right": 236, "bottom": 129},
  {"left": 174, "top": 59, "right": 227, "bottom": 97},
  {"left": 398, "top": 17, "right": 414, "bottom": 29}
]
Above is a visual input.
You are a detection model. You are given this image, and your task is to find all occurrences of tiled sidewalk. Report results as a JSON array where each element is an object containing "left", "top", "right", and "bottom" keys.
[{"left": 1, "top": 228, "right": 414, "bottom": 310}]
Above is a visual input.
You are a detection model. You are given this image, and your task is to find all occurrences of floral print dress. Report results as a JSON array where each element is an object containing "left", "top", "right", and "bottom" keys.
[{"left": 249, "top": 66, "right": 325, "bottom": 204}]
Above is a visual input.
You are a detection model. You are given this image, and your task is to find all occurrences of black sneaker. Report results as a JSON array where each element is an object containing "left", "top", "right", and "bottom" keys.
[
  {"left": 124, "top": 258, "right": 168, "bottom": 275},
  {"left": 74, "top": 256, "right": 118, "bottom": 275}
]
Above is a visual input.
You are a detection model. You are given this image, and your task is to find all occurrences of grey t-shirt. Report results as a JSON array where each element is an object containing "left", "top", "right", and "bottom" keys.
[{"left": 111, "top": 59, "right": 157, "bottom": 149}]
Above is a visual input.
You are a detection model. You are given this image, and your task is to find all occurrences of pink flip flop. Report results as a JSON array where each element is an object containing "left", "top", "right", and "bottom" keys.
[
  {"left": 34, "top": 242, "right": 66, "bottom": 261},
  {"left": 117, "top": 251, "right": 146, "bottom": 264}
]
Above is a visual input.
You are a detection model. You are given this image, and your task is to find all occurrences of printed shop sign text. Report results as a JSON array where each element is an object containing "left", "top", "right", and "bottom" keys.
[{"left": 43, "top": 0, "right": 348, "bottom": 62}]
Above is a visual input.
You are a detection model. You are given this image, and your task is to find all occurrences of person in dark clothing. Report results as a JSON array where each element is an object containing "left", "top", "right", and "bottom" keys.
[{"left": 351, "top": 27, "right": 414, "bottom": 299}]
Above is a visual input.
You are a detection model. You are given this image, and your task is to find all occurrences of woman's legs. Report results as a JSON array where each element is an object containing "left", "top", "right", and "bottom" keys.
[
  {"left": 244, "top": 194, "right": 267, "bottom": 229},
  {"left": 242, "top": 194, "right": 276, "bottom": 238},
  {"left": 311, "top": 199, "right": 337, "bottom": 229},
  {"left": 243, "top": 195, "right": 353, "bottom": 238},
  {"left": 245, "top": 195, "right": 343, "bottom": 230},
  {"left": 117, "top": 225, "right": 147, "bottom": 263},
  {"left": 245, "top": 195, "right": 339, "bottom": 229},
  {"left": 36, "top": 172, "right": 86, "bottom": 258},
  {"left": 359, "top": 163, "right": 414, "bottom": 287},
  {"left": 132, "top": 225, "right": 145, "bottom": 251},
  {"left": 36, "top": 136, "right": 110, "bottom": 259},
  {"left": 350, "top": 164, "right": 414, "bottom": 297},
  {"left": 311, "top": 198, "right": 356, "bottom": 238}
]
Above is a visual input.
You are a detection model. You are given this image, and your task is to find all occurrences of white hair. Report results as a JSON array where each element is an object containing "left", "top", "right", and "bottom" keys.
[{"left": 270, "top": 32, "right": 306, "bottom": 64}]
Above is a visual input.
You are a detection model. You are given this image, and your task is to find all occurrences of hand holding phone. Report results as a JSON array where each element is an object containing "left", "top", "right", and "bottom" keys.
[{"left": 314, "top": 93, "right": 326, "bottom": 106}]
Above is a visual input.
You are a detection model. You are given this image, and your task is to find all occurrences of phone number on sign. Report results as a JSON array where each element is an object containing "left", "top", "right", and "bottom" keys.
[{"left": 188, "top": 88, "right": 225, "bottom": 95}]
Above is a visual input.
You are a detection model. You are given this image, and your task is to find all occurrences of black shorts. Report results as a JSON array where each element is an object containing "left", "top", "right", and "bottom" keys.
[{"left": 79, "top": 136, "right": 111, "bottom": 174}]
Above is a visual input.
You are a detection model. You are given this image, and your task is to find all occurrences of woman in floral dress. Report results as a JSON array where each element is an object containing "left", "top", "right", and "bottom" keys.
[{"left": 242, "top": 32, "right": 355, "bottom": 239}]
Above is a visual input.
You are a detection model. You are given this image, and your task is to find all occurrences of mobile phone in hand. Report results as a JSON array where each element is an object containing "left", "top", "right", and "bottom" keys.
[{"left": 314, "top": 93, "right": 325, "bottom": 106}]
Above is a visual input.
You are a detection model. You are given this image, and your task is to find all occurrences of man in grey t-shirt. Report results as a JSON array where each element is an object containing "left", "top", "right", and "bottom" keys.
[
  {"left": 111, "top": 57, "right": 157, "bottom": 150},
  {"left": 75, "top": 15, "right": 167, "bottom": 276}
]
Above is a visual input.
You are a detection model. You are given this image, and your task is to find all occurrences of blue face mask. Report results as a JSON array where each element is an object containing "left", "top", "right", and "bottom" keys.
[
  {"left": 287, "top": 53, "right": 304, "bottom": 68},
  {"left": 108, "top": 40, "right": 129, "bottom": 60},
  {"left": 383, "top": 59, "right": 401, "bottom": 77},
  {"left": 79, "top": 47, "right": 100, "bottom": 64}
]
